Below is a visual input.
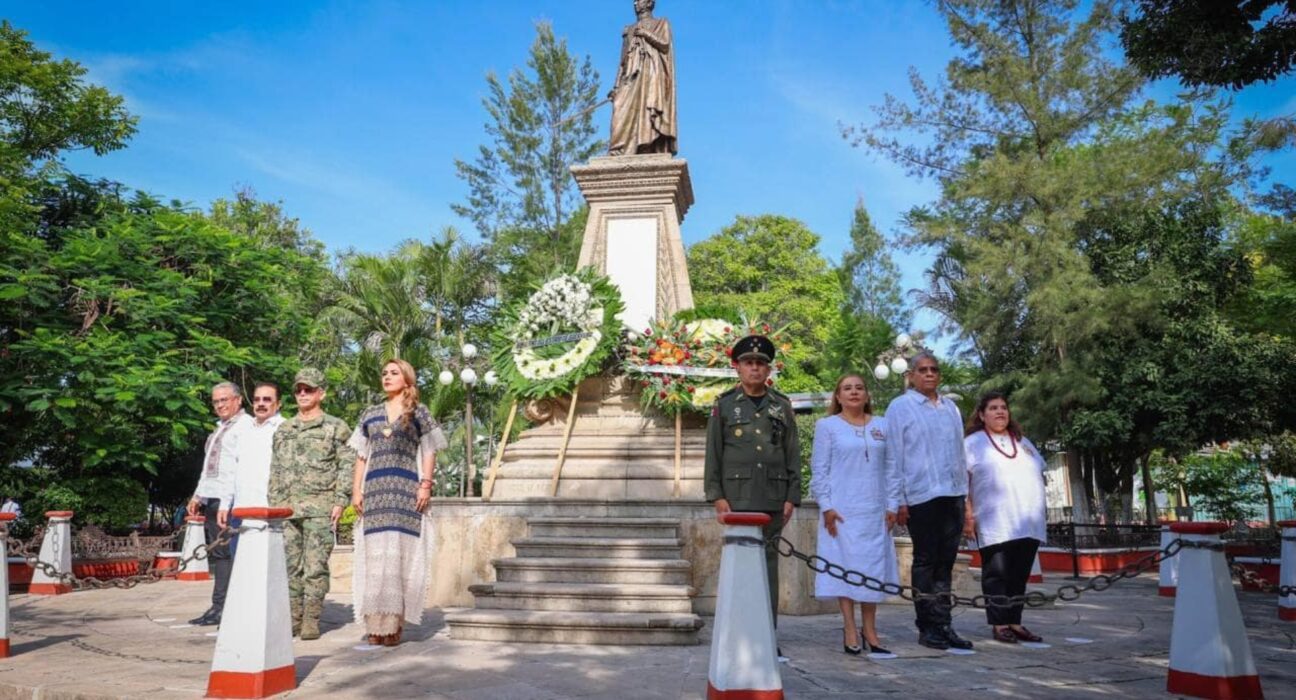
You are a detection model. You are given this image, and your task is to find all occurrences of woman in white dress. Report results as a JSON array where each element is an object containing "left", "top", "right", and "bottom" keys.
[
  {"left": 964, "top": 391, "right": 1047, "bottom": 645},
  {"left": 810, "top": 374, "right": 902, "bottom": 657}
]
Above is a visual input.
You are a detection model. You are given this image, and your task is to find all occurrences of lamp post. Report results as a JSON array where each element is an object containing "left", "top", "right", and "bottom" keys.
[
  {"left": 439, "top": 343, "right": 498, "bottom": 498},
  {"left": 871, "top": 331, "right": 926, "bottom": 399}
]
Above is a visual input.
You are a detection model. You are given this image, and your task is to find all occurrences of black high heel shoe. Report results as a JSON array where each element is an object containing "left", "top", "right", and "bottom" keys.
[
  {"left": 865, "top": 641, "right": 894, "bottom": 656},
  {"left": 843, "top": 631, "right": 863, "bottom": 655}
]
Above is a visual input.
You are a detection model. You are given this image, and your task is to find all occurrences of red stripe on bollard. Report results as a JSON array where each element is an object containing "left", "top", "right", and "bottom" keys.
[
  {"left": 1280, "top": 608, "right": 1296, "bottom": 622},
  {"left": 718, "top": 513, "right": 771, "bottom": 526},
  {"left": 707, "top": 683, "right": 784, "bottom": 699},
  {"left": 1167, "top": 669, "right": 1263, "bottom": 700},
  {"left": 1158, "top": 586, "right": 1177, "bottom": 597},
  {"left": 206, "top": 665, "right": 296, "bottom": 699},
  {"left": 229, "top": 507, "right": 293, "bottom": 520}
]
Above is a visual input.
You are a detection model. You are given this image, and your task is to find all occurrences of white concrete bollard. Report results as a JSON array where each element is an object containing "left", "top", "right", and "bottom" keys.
[
  {"left": 1028, "top": 552, "right": 1043, "bottom": 584},
  {"left": 1159, "top": 524, "right": 1178, "bottom": 597},
  {"left": 0, "top": 512, "right": 15, "bottom": 657},
  {"left": 29, "top": 511, "right": 73, "bottom": 596},
  {"left": 207, "top": 507, "right": 295, "bottom": 699},
  {"left": 1279, "top": 520, "right": 1295, "bottom": 622},
  {"left": 707, "top": 512, "right": 782, "bottom": 700},
  {"left": 179, "top": 515, "right": 211, "bottom": 581},
  {"left": 1166, "top": 522, "right": 1262, "bottom": 700}
]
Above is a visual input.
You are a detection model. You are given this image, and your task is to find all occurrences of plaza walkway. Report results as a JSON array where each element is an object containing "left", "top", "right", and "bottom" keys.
[{"left": 1, "top": 572, "right": 1293, "bottom": 699}]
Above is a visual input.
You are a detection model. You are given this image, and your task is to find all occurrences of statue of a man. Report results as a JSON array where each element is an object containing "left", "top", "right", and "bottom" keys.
[{"left": 608, "top": 0, "right": 677, "bottom": 156}]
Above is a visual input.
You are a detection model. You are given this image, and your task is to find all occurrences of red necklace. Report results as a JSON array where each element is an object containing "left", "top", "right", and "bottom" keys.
[{"left": 985, "top": 428, "right": 1018, "bottom": 459}]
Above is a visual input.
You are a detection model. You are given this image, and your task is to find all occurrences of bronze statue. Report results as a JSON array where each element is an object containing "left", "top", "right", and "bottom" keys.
[{"left": 608, "top": 0, "right": 677, "bottom": 156}]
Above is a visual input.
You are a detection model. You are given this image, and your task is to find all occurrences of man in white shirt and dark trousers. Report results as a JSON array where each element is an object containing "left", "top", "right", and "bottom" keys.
[
  {"left": 216, "top": 382, "right": 284, "bottom": 526},
  {"left": 884, "top": 351, "right": 975, "bottom": 651},
  {"left": 187, "top": 381, "right": 251, "bottom": 626}
]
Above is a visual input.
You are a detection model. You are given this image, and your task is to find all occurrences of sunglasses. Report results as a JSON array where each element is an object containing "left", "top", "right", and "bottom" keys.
[{"left": 294, "top": 386, "right": 320, "bottom": 395}]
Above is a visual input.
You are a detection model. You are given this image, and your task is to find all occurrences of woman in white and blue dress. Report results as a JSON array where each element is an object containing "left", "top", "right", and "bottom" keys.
[{"left": 810, "top": 373, "right": 902, "bottom": 657}]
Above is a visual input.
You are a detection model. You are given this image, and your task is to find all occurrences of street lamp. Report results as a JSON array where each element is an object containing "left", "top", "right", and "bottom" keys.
[{"left": 439, "top": 344, "right": 497, "bottom": 498}]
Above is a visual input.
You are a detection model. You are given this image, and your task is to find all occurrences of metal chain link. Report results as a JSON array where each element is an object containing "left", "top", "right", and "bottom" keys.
[
  {"left": 1227, "top": 560, "right": 1296, "bottom": 597},
  {"left": 15, "top": 524, "right": 251, "bottom": 591},
  {"left": 773, "top": 534, "right": 1195, "bottom": 609}
]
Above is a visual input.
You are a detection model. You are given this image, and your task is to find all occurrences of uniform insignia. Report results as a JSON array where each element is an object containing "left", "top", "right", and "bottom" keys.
[{"left": 734, "top": 428, "right": 743, "bottom": 437}]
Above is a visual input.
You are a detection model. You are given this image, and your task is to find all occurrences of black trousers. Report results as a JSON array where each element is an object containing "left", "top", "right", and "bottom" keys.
[
  {"left": 907, "top": 495, "right": 964, "bottom": 631},
  {"left": 759, "top": 510, "right": 786, "bottom": 628},
  {"left": 979, "top": 537, "right": 1039, "bottom": 625},
  {"left": 201, "top": 498, "right": 233, "bottom": 611}
]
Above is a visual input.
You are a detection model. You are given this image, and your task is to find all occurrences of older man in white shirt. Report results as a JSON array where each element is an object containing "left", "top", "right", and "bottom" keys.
[
  {"left": 884, "top": 351, "right": 974, "bottom": 651},
  {"left": 217, "top": 383, "right": 285, "bottom": 525},
  {"left": 187, "top": 381, "right": 251, "bottom": 626}
]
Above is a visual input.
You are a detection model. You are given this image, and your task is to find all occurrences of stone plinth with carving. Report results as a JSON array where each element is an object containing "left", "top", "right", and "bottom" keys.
[{"left": 572, "top": 154, "right": 694, "bottom": 333}]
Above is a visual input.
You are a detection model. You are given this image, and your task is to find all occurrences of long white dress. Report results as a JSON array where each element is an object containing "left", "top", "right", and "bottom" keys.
[{"left": 810, "top": 414, "right": 902, "bottom": 602}]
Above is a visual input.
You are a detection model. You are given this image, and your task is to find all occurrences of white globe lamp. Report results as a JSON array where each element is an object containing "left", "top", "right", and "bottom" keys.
[
  {"left": 459, "top": 368, "right": 478, "bottom": 385},
  {"left": 438, "top": 370, "right": 454, "bottom": 386},
  {"left": 461, "top": 343, "right": 478, "bottom": 359},
  {"left": 890, "top": 356, "right": 909, "bottom": 375},
  {"left": 483, "top": 370, "right": 499, "bottom": 387},
  {"left": 873, "top": 364, "right": 890, "bottom": 381}
]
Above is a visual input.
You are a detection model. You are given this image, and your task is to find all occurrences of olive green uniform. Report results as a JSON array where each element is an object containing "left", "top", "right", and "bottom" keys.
[
  {"left": 267, "top": 413, "right": 355, "bottom": 615},
  {"left": 703, "top": 386, "right": 801, "bottom": 623}
]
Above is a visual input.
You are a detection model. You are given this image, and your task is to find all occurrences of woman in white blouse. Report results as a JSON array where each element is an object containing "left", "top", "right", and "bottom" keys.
[
  {"left": 810, "top": 374, "right": 901, "bottom": 657},
  {"left": 964, "top": 392, "right": 1047, "bottom": 644}
]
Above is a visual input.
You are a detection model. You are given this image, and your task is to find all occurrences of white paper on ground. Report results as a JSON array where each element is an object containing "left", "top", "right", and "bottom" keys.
[
  {"left": 946, "top": 648, "right": 976, "bottom": 655},
  {"left": 868, "top": 652, "right": 898, "bottom": 660},
  {"left": 353, "top": 644, "right": 383, "bottom": 651},
  {"left": 168, "top": 624, "right": 191, "bottom": 629},
  {"left": 205, "top": 632, "right": 219, "bottom": 637},
  {"left": 1019, "top": 642, "right": 1052, "bottom": 649},
  {"left": 1064, "top": 637, "right": 1093, "bottom": 644},
  {"left": 152, "top": 617, "right": 176, "bottom": 622}
]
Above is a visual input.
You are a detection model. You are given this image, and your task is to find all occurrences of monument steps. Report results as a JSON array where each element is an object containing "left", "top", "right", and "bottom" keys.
[
  {"left": 511, "top": 536, "right": 685, "bottom": 560},
  {"left": 527, "top": 516, "right": 681, "bottom": 538},
  {"left": 447, "top": 515, "right": 703, "bottom": 645},
  {"left": 466, "top": 581, "right": 696, "bottom": 613},
  {"left": 491, "top": 462, "right": 704, "bottom": 480},
  {"left": 444, "top": 609, "right": 703, "bottom": 645}
]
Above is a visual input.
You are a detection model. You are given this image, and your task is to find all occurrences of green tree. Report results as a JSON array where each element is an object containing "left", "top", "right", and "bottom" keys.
[
  {"left": 839, "top": 199, "right": 908, "bottom": 331},
  {"left": 844, "top": 0, "right": 1283, "bottom": 520},
  {"left": 688, "top": 215, "right": 844, "bottom": 391},
  {"left": 1121, "top": 0, "right": 1296, "bottom": 89},
  {"left": 453, "top": 21, "right": 602, "bottom": 300}
]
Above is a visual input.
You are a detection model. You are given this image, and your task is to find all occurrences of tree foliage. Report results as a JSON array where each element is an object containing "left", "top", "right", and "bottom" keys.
[
  {"left": 688, "top": 215, "right": 844, "bottom": 391},
  {"left": 1121, "top": 0, "right": 1296, "bottom": 89},
  {"left": 453, "top": 22, "right": 602, "bottom": 302}
]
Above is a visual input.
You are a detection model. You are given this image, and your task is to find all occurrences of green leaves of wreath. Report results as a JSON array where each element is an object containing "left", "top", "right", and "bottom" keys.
[{"left": 491, "top": 268, "right": 625, "bottom": 399}]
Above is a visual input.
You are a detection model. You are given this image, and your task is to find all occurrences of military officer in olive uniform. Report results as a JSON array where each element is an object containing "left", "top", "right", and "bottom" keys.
[
  {"left": 267, "top": 367, "right": 356, "bottom": 640},
  {"left": 704, "top": 335, "right": 801, "bottom": 629}
]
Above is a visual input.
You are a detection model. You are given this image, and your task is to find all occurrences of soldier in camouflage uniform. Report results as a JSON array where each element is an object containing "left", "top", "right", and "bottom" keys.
[
  {"left": 704, "top": 334, "right": 801, "bottom": 634},
  {"left": 267, "top": 367, "right": 356, "bottom": 640}
]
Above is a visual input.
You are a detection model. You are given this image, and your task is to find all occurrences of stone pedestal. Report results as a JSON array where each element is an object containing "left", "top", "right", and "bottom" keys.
[
  {"left": 572, "top": 154, "right": 694, "bottom": 331},
  {"left": 485, "top": 375, "right": 708, "bottom": 501}
]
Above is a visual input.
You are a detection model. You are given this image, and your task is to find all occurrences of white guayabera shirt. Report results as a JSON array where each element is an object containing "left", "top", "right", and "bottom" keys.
[{"left": 883, "top": 389, "right": 967, "bottom": 507}]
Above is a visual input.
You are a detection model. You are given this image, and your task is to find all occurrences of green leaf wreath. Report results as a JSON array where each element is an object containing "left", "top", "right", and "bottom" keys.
[{"left": 491, "top": 268, "right": 625, "bottom": 399}]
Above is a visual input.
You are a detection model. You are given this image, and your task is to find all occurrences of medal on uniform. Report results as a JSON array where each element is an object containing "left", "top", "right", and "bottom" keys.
[{"left": 734, "top": 428, "right": 743, "bottom": 437}]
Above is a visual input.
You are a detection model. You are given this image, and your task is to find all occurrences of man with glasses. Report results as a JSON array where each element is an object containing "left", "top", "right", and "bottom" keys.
[
  {"left": 268, "top": 367, "right": 356, "bottom": 639},
  {"left": 187, "top": 381, "right": 252, "bottom": 626},
  {"left": 217, "top": 383, "right": 285, "bottom": 527},
  {"left": 883, "top": 351, "right": 975, "bottom": 650}
]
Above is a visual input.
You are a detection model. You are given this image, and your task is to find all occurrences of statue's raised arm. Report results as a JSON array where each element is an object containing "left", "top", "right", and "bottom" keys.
[{"left": 608, "top": 0, "right": 677, "bottom": 156}]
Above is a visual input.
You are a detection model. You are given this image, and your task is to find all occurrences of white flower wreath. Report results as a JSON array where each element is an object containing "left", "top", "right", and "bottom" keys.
[{"left": 512, "top": 275, "right": 605, "bottom": 382}]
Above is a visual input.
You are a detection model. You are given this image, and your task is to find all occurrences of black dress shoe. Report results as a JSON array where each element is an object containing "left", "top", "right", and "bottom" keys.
[
  {"left": 188, "top": 607, "right": 216, "bottom": 626},
  {"left": 917, "top": 629, "right": 950, "bottom": 650},
  {"left": 198, "top": 611, "right": 221, "bottom": 627},
  {"left": 940, "top": 625, "right": 973, "bottom": 650},
  {"left": 992, "top": 626, "right": 1018, "bottom": 644}
]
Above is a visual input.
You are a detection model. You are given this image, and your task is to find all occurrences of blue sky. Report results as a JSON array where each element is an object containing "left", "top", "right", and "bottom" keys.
[{"left": 9, "top": 1, "right": 1295, "bottom": 347}]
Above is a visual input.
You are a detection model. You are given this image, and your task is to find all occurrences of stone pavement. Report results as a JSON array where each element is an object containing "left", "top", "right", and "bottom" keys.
[{"left": 0, "top": 573, "right": 1293, "bottom": 699}]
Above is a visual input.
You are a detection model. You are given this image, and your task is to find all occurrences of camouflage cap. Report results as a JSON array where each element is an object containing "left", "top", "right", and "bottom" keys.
[
  {"left": 293, "top": 367, "right": 326, "bottom": 389},
  {"left": 732, "top": 335, "right": 775, "bottom": 363}
]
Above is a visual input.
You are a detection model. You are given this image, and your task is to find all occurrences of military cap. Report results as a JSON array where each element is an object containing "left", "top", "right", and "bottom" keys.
[
  {"left": 293, "top": 367, "right": 326, "bottom": 389},
  {"left": 732, "top": 335, "right": 776, "bottom": 363}
]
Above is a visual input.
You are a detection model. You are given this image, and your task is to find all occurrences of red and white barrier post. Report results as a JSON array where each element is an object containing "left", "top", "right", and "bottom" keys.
[
  {"left": 29, "top": 511, "right": 73, "bottom": 596},
  {"left": 1166, "top": 522, "right": 1262, "bottom": 700},
  {"left": 207, "top": 507, "right": 295, "bottom": 699},
  {"left": 1028, "top": 552, "right": 1043, "bottom": 584},
  {"left": 1279, "top": 519, "right": 1295, "bottom": 622},
  {"left": 707, "top": 512, "right": 782, "bottom": 700},
  {"left": 179, "top": 515, "right": 211, "bottom": 581},
  {"left": 1159, "top": 524, "right": 1178, "bottom": 597},
  {"left": 0, "top": 512, "right": 16, "bottom": 657}
]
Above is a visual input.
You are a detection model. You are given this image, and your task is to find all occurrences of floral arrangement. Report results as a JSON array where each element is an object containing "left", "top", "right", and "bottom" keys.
[
  {"left": 491, "top": 269, "right": 624, "bottom": 398},
  {"left": 624, "top": 316, "right": 788, "bottom": 415}
]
